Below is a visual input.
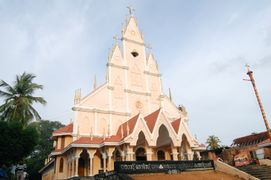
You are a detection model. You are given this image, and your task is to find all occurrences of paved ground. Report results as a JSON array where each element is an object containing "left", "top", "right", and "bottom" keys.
[{"left": 130, "top": 170, "right": 244, "bottom": 180}]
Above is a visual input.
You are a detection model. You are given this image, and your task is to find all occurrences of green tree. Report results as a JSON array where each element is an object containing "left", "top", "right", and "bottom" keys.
[
  {"left": 26, "top": 120, "right": 64, "bottom": 180},
  {"left": 0, "top": 121, "right": 38, "bottom": 165},
  {"left": 206, "top": 135, "right": 221, "bottom": 150},
  {"left": 0, "top": 72, "right": 46, "bottom": 126}
]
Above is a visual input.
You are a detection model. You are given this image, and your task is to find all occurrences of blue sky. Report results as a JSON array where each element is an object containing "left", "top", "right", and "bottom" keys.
[{"left": 1, "top": 0, "right": 271, "bottom": 145}]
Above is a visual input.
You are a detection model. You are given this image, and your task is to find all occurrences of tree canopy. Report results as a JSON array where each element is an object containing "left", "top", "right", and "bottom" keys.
[
  {"left": 26, "top": 120, "right": 64, "bottom": 180},
  {"left": 0, "top": 121, "right": 38, "bottom": 165},
  {"left": 206, "top": 135, "right": 221, "bottom": 150},
  {"left": 0, "top": 72, "right": 46, "bottom": 126}
]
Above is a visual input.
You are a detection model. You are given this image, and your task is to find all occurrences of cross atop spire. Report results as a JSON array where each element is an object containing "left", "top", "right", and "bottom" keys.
[
  {"left": 127, "top": 5, "right": 135, "bottom": 16},
  {"left": 245, "top": 63, "right": 251, "bottom": 72}
]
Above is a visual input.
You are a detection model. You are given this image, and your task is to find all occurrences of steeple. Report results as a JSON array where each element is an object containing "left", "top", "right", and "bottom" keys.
[{"left": 122, "top": 7, "right": 144, "bottom": 44}]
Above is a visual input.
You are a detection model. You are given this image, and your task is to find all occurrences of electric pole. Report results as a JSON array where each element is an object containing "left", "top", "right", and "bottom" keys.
[{"left": 245, "top": 64, "right": 271, "bottom": 139}]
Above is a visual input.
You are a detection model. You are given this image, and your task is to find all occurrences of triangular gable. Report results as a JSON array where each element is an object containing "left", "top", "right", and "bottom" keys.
[
  {"left": 122, "top": 16, "right": 144, "bottom": 43},
  {"left": 171, "top": 118, "right": 181, "bottom": 134},
  {"left": 116, "top": 114, "right": 140, "bottom": 138},
  {"left": 109, "top": 44, "right": 124, "bottom": 65},
  {"left": 144, "top": 109, "right": 161, "bottom": 133},
  {"left": 179, "top": 124, "right": 195, "bottom": 147},
  {"left": 147, "top": 53, "right": 159, "bottom": 74},
  {"left": 149, "top": 109, "right": 180, "bottom": 147}
]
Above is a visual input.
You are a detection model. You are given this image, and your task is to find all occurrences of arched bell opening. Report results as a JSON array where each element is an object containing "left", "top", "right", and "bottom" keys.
[{"left": 78, "top": 149, "right": 89, "bottom": 177}]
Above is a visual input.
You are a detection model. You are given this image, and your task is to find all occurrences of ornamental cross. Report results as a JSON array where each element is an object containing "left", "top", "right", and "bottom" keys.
[{"left": 127, "top": 5, "right": 135, "bottom": 16}]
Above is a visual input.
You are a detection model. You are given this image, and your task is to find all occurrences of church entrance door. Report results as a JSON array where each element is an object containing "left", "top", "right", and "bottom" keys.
[{"left": 135, "top": 147, "right": 147, "bottom": 161}]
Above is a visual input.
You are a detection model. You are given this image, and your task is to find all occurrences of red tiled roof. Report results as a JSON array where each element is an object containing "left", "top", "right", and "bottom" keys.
[
  {"left": 258, "top": 138, "right": 271, "bottom": 145},
  {"left": 72, "top": 135, "right": 122, "bottom": 145},
  {"left": 53, "top": 123, "right": 73, "bottom": 134},
  {"left": 104, "top": 135, "right": 122, "bottom": 142},
  {"left": 116, "top": 114, "right": 140, "bottom": 138},
  {"left": 144, "top": 109, "right": 160, "bottom": 133},
  {"left": 73, "top": 137, "right": 104, "bottom": 145},
  {"left": 233, "top": 131, "right": 269, "bottom": 146},
  {"left": 171, "top": 118, "right": 181, "bottom": 134}
]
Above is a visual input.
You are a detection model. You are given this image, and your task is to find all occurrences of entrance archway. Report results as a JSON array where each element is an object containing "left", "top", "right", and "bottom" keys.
[
  {"left": 78, "top": 149, "right": 89, "bottom": 176},
  {"left": 157, "top": 150, "right": 165, "bottom": 160},
  {"left": 156, "top": 124, "right": 173, "bottom": 160},
  {"left": 180, "top": 134, "right": 190, "bottom": 160},
  {"left": 135, "top": 131, "right": 148, "bottom": 161},
  {"left": 136, "top": 147, "right": 146, "bottom": 161},
  {"left": 113, "top": 149, "right": 122, "bottom": 161}
]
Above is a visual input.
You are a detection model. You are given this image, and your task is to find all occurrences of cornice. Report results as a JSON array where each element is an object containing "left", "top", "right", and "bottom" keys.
[
  {"left": 124, "top": 89, "right": 151, "bottom": 96},
  {"left": 107, "top": 63, "right": 128, "bottom": 70}
]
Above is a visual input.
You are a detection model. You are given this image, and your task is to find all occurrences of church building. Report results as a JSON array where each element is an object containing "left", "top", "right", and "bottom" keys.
[{"left": 40, "top": 10, "right": 203, "bottom": 180}]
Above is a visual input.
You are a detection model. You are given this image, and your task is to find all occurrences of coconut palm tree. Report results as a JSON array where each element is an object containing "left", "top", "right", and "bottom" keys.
[
  {"left": 206, "top": 135, "right": 221, "bottom": 150},
  {"left": 0, "top": 72, "right": 46, "bottom": 126}
]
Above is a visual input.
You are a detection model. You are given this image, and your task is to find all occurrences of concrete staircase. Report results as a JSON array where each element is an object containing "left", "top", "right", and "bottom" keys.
[{"left": 237, "top": 165, "right": 271, "bottom": 180}]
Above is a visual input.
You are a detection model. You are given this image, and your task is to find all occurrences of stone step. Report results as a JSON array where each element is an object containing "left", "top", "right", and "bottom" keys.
[{"left": 237, "top": 165, "right": 271, "bottom": 180}]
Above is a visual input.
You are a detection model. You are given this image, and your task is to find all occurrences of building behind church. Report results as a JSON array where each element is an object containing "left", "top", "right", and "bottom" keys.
[{"left": 40, "top": 11, "right": 203, "bottom": 180}]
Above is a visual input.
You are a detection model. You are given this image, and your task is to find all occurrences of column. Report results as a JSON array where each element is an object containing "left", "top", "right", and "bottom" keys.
[
  {"left": 107, "top": 155, "right": 112, "bottom": 171},
  {"left": 74, "top": 156, "right": 79, "bottom": 177},
  {"left": 71, "top": 158, "right": 74, "bottom": 177},
  {"left": 172, "top": 147, "right": 179, "bottom": 161},
  {"left": 121, "top": 151, "right": 126, "bottom": 161},
  {"left": 67, "top": 161, "right": 70, "bottom": 178},
  {"left": 106, "top": 147, "right": 115, "bottom": 171},
  {"left": 102, "top": 153, "right": 107, "bottom": 172},
  {"left": 87, "top": 149, "right": 96, "bottom": 176},
  {"left": 146, "top": 147, "right": 153, "bottom": 161},
  {"left": 89, "top": 155, "right": 94, "bottom": 176}
]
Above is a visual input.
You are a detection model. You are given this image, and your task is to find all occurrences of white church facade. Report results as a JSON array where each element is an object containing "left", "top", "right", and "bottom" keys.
[{"left": 40, "top": 11, "right": 204, "bottom": 180}]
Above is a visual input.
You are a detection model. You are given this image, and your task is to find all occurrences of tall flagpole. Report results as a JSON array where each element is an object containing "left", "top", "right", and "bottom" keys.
[{"left": 245, "top": 64, "right": 271, "bottom": 139}]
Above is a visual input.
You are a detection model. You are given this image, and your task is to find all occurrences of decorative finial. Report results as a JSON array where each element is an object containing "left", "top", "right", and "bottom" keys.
[
  {"left": 245, "top": 64, "right": 251, "bottom": 72},
  {"left": 107, "top": 123, "right": 111, "bottom": 137},
  {"left": 121, "top": 120, "right": 124, "bottom": 138},
  {"left": 93, "top": 75, "right": 97, "bottom": 90},
  {"left": 90, "top": 126, "right": 93, "bottom": 140},
  {"left": 77, "top": 125, "right": 80, "bottom": 137},
  {"left": 145, "top": 44, "right": 152, "bottom": 50},
  {"left": 169, "top": 88, "right": 172, "bottom": 101},
  {"left": 113, "top": 35, "right": 120, "bottom": 43},
  {"left": 126, "top": 121, "right": 130, "bottom": 135},
  {"left": 127, "top": 5, "right": 135, "bottom": 16},
  {"left": 103, "top": 128, "right": 106, "bottom": 140},
  {"left": 74, "top": 89, "right": 81, "bottom": 104}
]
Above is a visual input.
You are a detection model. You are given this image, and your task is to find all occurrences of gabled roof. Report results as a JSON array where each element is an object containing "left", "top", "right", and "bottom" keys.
[
  {"left": 144, "top": 109, "right": 160, "bottom": 133},
  {"left": 232, "top": 131, "right": 269, "bottom": 147},
  {"left": 116, "top": 113, "right": 140, "bottom": 138},
  {"left": 171, "top": 118, "right": 181, "bottom": 134},
  {"left": 53, "top": 123, "right": 73, "bottom": 135}
]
